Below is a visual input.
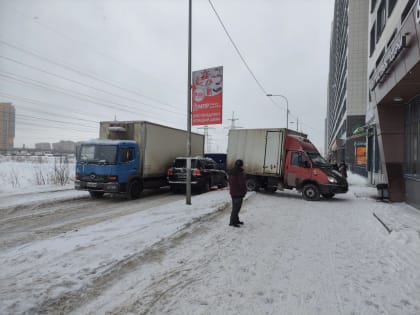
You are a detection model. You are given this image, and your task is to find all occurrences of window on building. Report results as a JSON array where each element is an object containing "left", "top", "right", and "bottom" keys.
[
  {"left": 401, "top": 0, "right": 415, "bottom": 23},
  {"left": 387, "top": 28, "right": 397, "bottom": 48},
  {"left": 371, "top": 0, "right": 378, "bottom": 13},
  {"left": 377, "top": 0, "right": 387, "bottom": 41},
  {"left": 370, "top": 23, "right": 376, "bottom": 56},
  {"left": 376, "top": 48, "right": 385, "bottom": 67},
  {"left": 388, "top": 0, "right": 397, "bottom": 17}
]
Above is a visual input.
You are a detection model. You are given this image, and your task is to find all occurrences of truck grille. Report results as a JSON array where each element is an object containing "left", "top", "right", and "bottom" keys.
[{"left": 81, "top": 174, "right": 106, "bottom": 182}]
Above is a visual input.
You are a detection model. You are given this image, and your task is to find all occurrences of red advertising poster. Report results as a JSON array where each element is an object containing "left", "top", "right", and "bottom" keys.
[
  {"left": 192, "top": 66, "right": 223, "bottom": 126},
  {"left": 355, "top": 145, "right": 367, "bottom": 166}
]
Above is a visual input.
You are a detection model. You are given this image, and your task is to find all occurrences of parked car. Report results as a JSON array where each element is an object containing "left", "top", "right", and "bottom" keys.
[{"left": 167, "top": 156, "right": 228, "bottom": 193}]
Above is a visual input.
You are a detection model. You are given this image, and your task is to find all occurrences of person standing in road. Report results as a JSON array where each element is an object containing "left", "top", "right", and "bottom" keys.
[{"left": 229, "top": 159, "right": 247, "bottom": 228}]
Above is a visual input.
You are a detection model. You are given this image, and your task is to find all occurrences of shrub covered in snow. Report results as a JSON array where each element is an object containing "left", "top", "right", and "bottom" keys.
[{"left": 0, "top": 155, "right": 75, "bottom": 192}]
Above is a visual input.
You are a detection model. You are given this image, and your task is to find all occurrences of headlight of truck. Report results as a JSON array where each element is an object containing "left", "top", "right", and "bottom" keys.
[{"left": 327, "top": 176, "right": 337, "bottom": 184}]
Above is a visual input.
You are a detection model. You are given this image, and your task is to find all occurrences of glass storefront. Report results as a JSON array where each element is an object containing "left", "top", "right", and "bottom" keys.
[{"left": 404, "top": 96, "right": 420, "bottom": 179}]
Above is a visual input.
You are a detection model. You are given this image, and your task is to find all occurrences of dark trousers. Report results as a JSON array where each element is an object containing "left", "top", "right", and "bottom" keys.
[{"left": 230, "top": 197, "right": 243, "bottom": 224}]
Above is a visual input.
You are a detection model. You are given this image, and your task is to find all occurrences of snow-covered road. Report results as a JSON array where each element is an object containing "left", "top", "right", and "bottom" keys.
[{"left": 1, "top": 175, "right": 420, "bottom": 314}]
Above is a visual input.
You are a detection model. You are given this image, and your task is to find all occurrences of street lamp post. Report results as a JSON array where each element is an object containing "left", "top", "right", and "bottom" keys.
[
  {"left": 186, "top": 0, "right": 192, "bottom": 205},
  {"left": 267, "top": 94, "right": 289, "bottom": 129}
]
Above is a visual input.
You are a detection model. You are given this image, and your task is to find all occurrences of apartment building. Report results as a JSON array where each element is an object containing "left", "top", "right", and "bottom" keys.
[
  {"left": 0, "top": 102, "right": 15, "bottom": 151},
  {"left": 326, "top": 0, "right": 369, "bottom": 176},
  {"left": 368, "top": 0, "right": 420, "bottom": 207}
]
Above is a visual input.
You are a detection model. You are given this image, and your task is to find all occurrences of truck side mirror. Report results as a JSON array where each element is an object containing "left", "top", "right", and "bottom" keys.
[{"left": 303, "top": 160, "right": 310, "bottom": 168}]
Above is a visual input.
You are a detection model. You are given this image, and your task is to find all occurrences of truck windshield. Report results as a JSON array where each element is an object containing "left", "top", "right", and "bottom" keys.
[
  {"left": 307, "top": 152, "right": 330, "bottom": 168},
  {"left": 77, "top": 144, "right": 117, "bottom": 164}
]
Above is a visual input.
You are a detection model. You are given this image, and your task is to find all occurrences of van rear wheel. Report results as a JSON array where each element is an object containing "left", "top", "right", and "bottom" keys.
[
  {"left": 302, "top": 184, "right": 320, "bottom": 201},
  {"left": 246, "top": 177, "right": 259, "bottom": 191}
]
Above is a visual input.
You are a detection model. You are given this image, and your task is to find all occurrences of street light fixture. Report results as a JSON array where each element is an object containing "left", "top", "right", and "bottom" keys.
[{"left": 266, "top": 93, "right": 289, "bottom": 129}]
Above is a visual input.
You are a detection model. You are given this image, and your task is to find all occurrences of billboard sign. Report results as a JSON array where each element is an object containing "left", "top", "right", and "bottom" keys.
[{"left": 192, "top": 66, "right": 223, "bottom": 126}]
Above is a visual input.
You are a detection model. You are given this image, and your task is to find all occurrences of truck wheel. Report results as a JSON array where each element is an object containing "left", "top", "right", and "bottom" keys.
[
  {"left": 302, "top": 184, "right": 320, "bottom": 201},
  {"left": 89, "top": 191, "right": 104, "bottom": 198},
  {"left": 322, "top": 193, "right": 335, "bottom": 199},
  {"left": 128, "top": 180, "right": 142, "bottom": 199},
  {"left": 246, "top": 177, "right": 259, "bottom": 191}
]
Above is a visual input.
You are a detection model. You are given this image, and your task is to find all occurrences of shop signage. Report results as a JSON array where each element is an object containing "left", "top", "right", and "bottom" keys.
[
  {"left": 370, "top": 35, "right": 407, "bottom": 91},
  {"left": 355, "top": 143, "right": 367, "bottom": 166},
  {"left": 352, "top": 125, "right": 365, "bottom": 135}
]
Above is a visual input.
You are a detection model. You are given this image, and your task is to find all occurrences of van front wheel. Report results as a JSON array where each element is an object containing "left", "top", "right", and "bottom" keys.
[{"left": 302, "top": 184, "right": 320, "bottom": 201}]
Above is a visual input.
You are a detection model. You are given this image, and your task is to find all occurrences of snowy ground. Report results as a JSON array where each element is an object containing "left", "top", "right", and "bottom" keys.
[{"left": 1, "top": 171, "right": 420, "bottom": 314}]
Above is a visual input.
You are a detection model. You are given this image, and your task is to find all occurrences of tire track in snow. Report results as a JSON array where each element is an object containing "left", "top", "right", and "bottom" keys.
[
  {"left": 0, "top": 190, "right": 181, "bottom": 249},
  {"left": 33, "top": 199, "right": 232, "bottom": 315}
]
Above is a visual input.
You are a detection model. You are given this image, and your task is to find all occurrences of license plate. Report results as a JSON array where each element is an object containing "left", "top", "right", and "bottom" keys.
[{"left": 87, "top": 182, "right": 98, "bottom": 188}]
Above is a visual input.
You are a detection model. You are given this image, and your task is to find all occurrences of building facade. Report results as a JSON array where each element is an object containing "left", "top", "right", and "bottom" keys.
[
  {"left": 52, "top": 140, "right": 76, "bottom": 154},
  {"left": 35, "top": 142, "right": 52, "bottom": 151},
  {"left": 0, "top": 102, "right": 15, "bottom": 151},
  {"left": 326, "top": 0, "right": 369, "bottom": 176},
  {"left": 368, "top": 0, "right": 420, "bottom": 208}
]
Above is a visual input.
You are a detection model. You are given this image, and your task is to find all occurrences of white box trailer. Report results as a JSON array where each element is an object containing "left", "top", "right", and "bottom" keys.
[
  {"left": 227, "top": 128, "right": 290, "bottom": 177},
  {"left": 100, "top": 121, "right": 204, "bottom": 178}
]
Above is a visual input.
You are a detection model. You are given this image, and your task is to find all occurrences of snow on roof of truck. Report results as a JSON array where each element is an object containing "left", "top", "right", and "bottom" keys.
[
  {"left": 99, "top": 120, "right": 204, "bottom": 136},
  {"left": 81, "top": 139, "right": 137, "bottom": 145}
]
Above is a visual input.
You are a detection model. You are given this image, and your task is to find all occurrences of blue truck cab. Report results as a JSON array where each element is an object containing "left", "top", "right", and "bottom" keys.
[{"left": 75, "top": 139, "right": 142, "bottom": 199}]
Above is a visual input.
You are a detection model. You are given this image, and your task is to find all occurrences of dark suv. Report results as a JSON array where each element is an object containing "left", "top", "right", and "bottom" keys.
[{"left": 167, "top": 156, "right": 228, "bottom": 193}]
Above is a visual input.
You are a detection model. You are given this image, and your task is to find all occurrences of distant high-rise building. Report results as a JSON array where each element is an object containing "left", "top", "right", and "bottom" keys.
[
  {"left": 326, "top": 0, "right": 369, "bottom": 176},
  {"left": 0, "top": 102, "right": 15, "bottom": 151},
  {"left": 52, "top": 140, "right": 76, "bottom": 154}
]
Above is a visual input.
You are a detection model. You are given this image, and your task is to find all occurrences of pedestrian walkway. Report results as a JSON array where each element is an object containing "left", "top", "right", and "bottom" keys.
[{"left": 348, "top": 172, "right": 420, "bottom": 236}]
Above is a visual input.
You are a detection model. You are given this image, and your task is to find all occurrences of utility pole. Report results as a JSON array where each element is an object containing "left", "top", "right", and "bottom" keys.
[
  {"left": 227, "top": 111, "right": 241, "bottom": 129},
  {"left": 197, "top": 125, "right": 215, "bottom": 153}
]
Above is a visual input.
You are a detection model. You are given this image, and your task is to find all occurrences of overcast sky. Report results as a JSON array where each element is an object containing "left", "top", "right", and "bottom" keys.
[{"left": 0, "top": 0, "right": 334, "bottom": 153}]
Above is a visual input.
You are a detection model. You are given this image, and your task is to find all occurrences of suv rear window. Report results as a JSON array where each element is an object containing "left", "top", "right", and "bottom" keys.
[{"left": 173, "top": 159, "right": 200, "bottom": 168}]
